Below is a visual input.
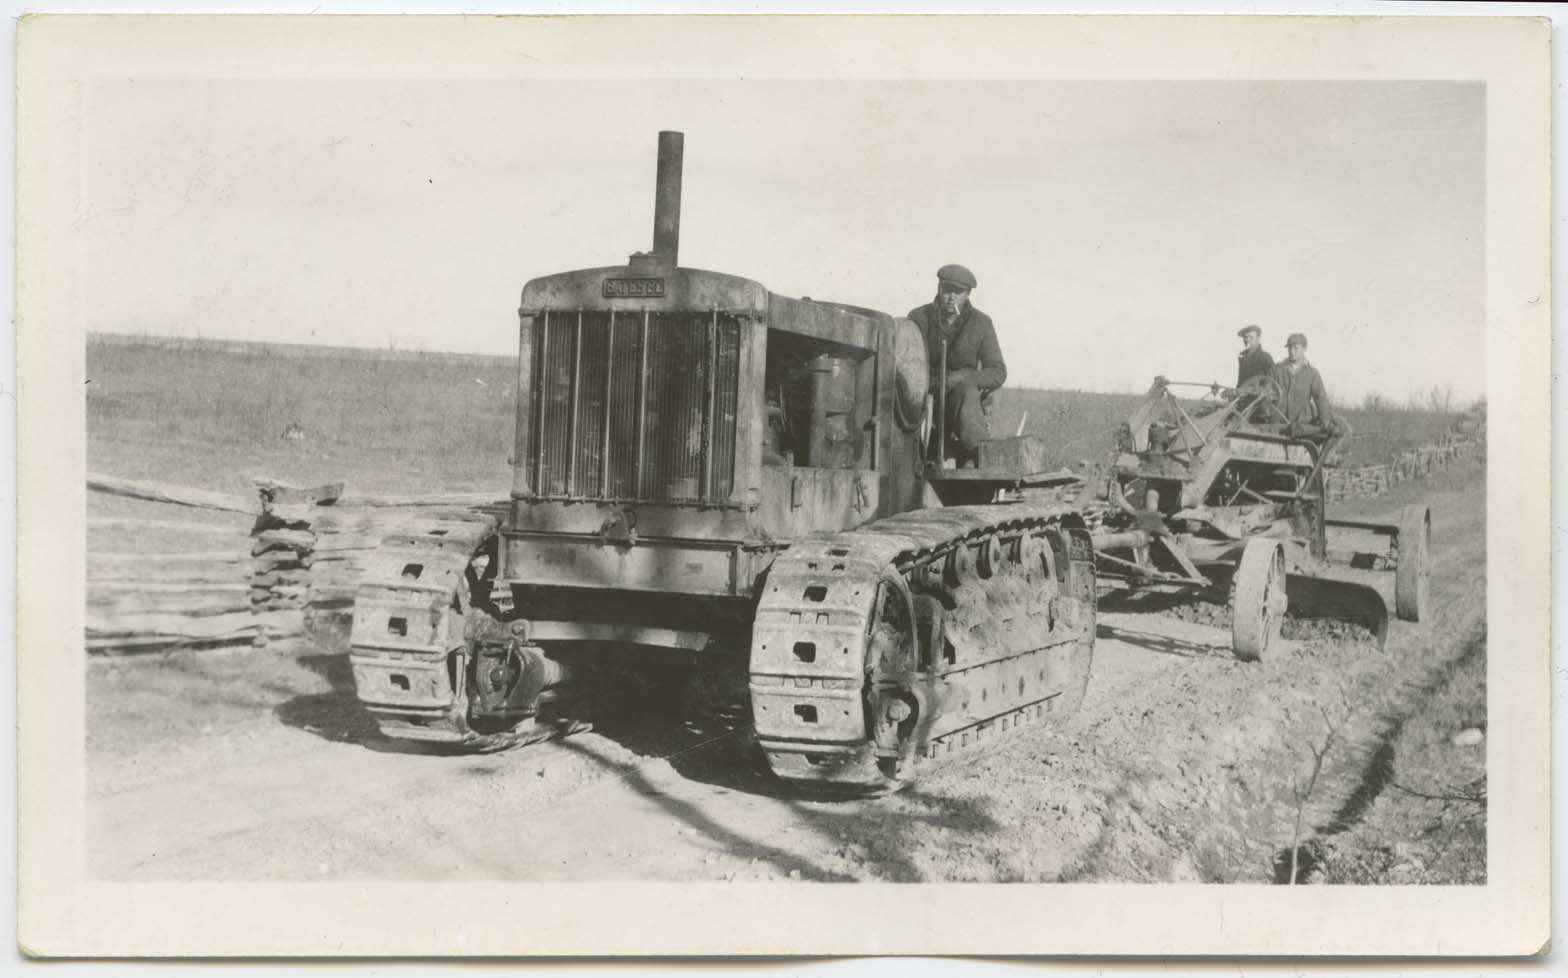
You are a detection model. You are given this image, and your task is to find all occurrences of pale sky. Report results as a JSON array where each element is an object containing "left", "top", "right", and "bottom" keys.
[{"left": 83, "top": 77, "right": 1484, "bottom": 403}]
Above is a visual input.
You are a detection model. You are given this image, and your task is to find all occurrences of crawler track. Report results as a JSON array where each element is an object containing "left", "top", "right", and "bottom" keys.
[
  {"left": 750, "top": 503, "right": 1096, "bottom": 792},
  {"left": 347, "top": 511, "right": 506, "bottom": 747},
  {"left": 349, "top": 504, "right": 1097, "bottom": 788}
]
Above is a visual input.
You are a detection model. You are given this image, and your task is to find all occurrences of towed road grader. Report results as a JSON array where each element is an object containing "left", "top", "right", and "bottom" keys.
[
  {"left": 348, "top": 132, "right": 1097, "bottom": 791},
  {"left": 1083, "top": 376, "right": 1431, "bottom": 660}
]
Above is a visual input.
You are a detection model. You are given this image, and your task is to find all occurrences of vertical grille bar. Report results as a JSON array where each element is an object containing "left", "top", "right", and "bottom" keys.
[
  {"left": 635, "top": 310, "right": 649, "bottom": 497},
  {"left": 532, "top": 311, "right": 550, "bottom": 494},
  {"left": 712, "top": 319, "right": 740, "bottom": 499},
  {"left": 600, "top": 313, "right": 616, "bottom": 497},
  {"left": 681, "top": 316, "right": 703, "bottom": 500},
  {"left": 604, "top": 315, "right": 640, "bottom": 498},
  {"left": 513, "top": 315, "right": 536, "bottom": 497},
  {"left": 566, "top": 310, "right": 583, "bottom": 497},
  {"left": 571, "top": 312, "right": 609, "bottom": 500},
  {"left": 702, "top": 309, "right": 717, "bottom": 499}
]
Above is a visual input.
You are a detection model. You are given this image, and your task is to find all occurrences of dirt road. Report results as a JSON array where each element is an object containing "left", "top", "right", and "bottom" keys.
[{"left": 86, "top": 462, "right": 1484, "bottom": 883}]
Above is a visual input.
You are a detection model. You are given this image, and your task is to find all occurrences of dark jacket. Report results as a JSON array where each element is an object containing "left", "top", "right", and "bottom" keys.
[
  {"left": 1237, "top": 346, "right": 1274, "bottom": 387},
  {"left": 1271, "top": 359, "right": 1332, "bottom": 426},
  {"left": 908, "top": 302, "right": 1007, "bottom": 391}
]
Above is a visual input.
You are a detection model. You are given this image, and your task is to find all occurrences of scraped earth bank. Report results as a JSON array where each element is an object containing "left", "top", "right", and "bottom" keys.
[{"left": 86, "top": 461, "right": 1484, "bottom": 882}]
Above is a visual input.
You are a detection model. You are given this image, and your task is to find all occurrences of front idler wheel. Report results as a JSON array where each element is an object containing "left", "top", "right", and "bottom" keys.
[{"left": 865, "top": 570, "right": 920, "bottom": 787}]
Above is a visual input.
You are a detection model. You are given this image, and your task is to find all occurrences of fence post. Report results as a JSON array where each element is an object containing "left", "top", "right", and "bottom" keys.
[{"left": 251, "top": 479, "right": 343, "bottom": 648}]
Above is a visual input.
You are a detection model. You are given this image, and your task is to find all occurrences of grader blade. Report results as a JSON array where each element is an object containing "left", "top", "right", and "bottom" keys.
[
  {"left": 1324, "top": 517, "right": 1400, "bottom": 568},
  {"left": 1322, "top": 504, "right": 1430, "bottom": 623},
  {"left": 1283, "top": 567, "right": 1391, "bottom": 650}
]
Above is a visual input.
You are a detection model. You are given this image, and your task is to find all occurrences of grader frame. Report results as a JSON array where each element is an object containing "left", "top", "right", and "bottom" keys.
[{"left": 1084, "top": 376, "right": 1429, "bottom": 659}]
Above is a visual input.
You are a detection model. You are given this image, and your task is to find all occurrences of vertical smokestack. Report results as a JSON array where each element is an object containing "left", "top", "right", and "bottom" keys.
[{"left": 653, "top": 130, "right": 683, "bottom": 267}]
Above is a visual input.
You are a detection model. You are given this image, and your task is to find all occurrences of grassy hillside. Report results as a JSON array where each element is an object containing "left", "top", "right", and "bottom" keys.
[
  {"left": 88, "top": 338, "right": 522, "bottom": 494},
  {"left": 86, "top": 335, "right": 1460, "bottom": 494}
]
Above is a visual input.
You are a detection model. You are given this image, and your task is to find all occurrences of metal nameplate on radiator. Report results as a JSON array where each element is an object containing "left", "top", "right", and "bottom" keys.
[{"left": 603, "top": 277, "right": 666, "bottom": 298}]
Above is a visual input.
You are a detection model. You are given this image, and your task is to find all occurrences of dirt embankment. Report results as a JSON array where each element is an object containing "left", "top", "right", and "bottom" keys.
[{"left": 86, "top": 461, "right": 1485, "bottom": 883}]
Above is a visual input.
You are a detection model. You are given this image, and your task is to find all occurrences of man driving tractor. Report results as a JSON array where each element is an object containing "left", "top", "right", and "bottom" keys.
[{"left": 908, "top": 263, "right": 1007, "bottom": 467}]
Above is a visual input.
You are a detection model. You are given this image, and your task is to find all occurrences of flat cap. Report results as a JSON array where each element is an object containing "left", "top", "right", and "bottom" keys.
[
  {"left": 936, "top": 263, "right": 977, "bottom": 290},
  {"left": 1237, "top": 324, "right": 1262, "bottom": 339},
  {"left": 1285, "top": 332, "right": 1309, "bottom": 348}
]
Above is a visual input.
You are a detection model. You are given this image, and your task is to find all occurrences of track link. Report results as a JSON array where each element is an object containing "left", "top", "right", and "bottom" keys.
[
  {"left": 749, "top": 502, "right": 1097, "bottom": 792},
  {"left": 348, "top": 511, "right": 508, "bottom": 747}
]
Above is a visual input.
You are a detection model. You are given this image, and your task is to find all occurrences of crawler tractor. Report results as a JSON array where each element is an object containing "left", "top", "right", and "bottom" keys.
[
  {"left": 1085, "top": 376, "right": 1431, "bottom": 659},
  {"left": 349, "top": 132, "right": 1097, "bottom": 791}
]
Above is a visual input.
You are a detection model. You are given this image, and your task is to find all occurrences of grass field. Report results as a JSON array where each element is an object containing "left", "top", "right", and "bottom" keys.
[{"left": 86, "top": 334, "right": 1462, "bottom": 495}]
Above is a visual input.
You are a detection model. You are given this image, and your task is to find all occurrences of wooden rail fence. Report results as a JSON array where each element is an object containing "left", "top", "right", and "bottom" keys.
[
  {"left": 86, "top": 410, "right": 1484, "bottom": 654},
  {"left": 86, "top": 473, "right": 503, "bottom": 655}
]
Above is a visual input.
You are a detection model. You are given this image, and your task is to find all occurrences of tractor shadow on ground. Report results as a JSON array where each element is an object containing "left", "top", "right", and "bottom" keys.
[
  {"left": 779, "top": 784, "right": 1011, "bottom": 882},
  {"left": 582, "top": 684, "right": 800, "bottom": 801},
  {"left": 556, "top": 723, "right": 1013, "bottom": 882},
  {"left": 1097, "top": 587, "right": 1229, "bottom": 617},
  {"left": 273, "top": 650, "right": 467, "bottom": 755},
  {"left": 1095, "top": 621, "right": 1232, "bottom": 660},
  {"left": 268, "top": 645, "right": 1060, "bottom": 882},
  {"left": 1095, "top": 587, "right": 1234, "bottom": 659}
]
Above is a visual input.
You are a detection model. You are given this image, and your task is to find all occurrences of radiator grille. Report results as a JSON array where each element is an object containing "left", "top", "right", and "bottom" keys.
[{"left": 530, "top": 310, "right": 741, "bottom": 504}]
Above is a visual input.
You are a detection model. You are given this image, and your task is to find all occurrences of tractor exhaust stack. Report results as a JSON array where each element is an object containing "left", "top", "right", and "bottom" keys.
[{"left": 653, "top": 130, "right": 684, "bottom": 267}]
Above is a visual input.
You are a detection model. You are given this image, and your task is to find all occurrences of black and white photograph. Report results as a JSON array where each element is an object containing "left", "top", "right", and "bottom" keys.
[{"left": 15, "top": 11, "right": 1550, "bottom": 959}]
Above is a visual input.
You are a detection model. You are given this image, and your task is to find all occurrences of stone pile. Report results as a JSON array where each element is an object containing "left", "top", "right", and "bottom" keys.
[{"left": 1324, "top": 428, "right": 1484, "bottom": 503}]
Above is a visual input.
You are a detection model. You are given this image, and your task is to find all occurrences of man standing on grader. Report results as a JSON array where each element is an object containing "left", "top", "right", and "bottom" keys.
[
  {"left": 1235, "top": 323, "right": 1274, "bottom": 387},
  {"left": 1272, "top": 331, "right": 1344, "bottom": 440}
]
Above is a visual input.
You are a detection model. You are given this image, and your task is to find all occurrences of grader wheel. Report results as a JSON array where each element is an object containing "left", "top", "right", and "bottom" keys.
[
  {"left": 1232, "top": 538, "right": 1287, "bottom": 662},
  {"left": 1395, "top": 505, "right": 1431, "bottom": 623}
]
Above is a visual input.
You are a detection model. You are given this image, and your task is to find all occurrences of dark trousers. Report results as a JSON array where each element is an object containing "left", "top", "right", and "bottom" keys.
[{"left": 943, "top": 379, "right": 990, "bottom": 456}]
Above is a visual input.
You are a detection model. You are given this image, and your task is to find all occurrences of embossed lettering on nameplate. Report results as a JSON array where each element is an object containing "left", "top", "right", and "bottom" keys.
[
  {"left": 603, "top": 277, "right": 666, "bottom": 298},
  {"left": 1229, "top": 438, "right": 1309, "bottom": 465}
]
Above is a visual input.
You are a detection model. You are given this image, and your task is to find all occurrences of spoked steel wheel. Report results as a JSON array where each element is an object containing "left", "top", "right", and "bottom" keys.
[
  {"left": 1232, "top": 538, "right": 1288, "bottom": 662},
  {"left": 1234, "top": 375, "right": 1291, "bottom": 426}
]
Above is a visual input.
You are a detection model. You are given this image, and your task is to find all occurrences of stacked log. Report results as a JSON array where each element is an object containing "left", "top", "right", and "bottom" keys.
[
  {"left": 248, "top": 479, "right": 343, "bottom": 646},
  {"left": 250, "top": 527, "right": 316, "bottom": 611},
  {"left": 251, "top": 479, "right": 506, "bottom": 618}
]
